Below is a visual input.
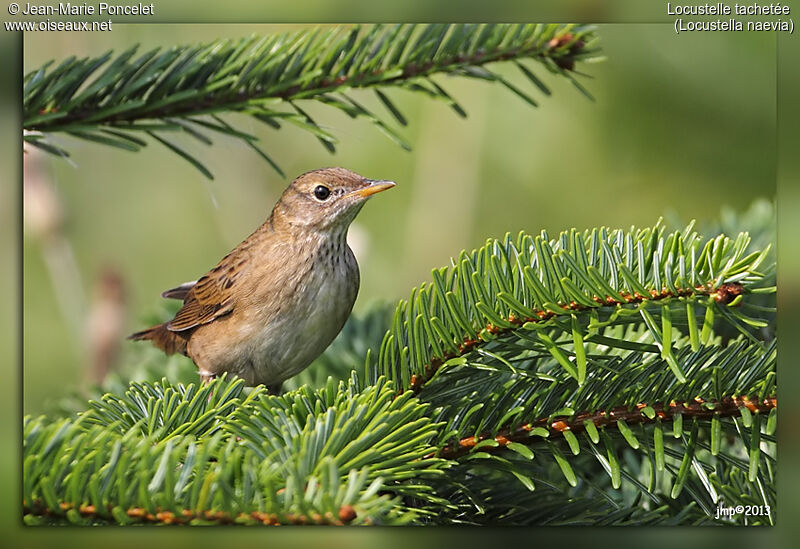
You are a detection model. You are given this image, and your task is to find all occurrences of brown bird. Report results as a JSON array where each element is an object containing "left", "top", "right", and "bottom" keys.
[{"left": 129, "top": 167, "right": 395, "bottom": 393}]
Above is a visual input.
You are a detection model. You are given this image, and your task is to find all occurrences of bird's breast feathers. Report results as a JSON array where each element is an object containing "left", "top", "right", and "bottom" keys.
[
  {"left": 188, "top": 241, "right": 359, "bottom": 386},
  {"left": 246, "top": 244, "right": 359, "bottom": 382}
]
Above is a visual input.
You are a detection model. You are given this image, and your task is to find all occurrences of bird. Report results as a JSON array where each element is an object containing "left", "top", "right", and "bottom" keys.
[{"left": 129, "top": 167, "right": 395, "bottom": 394}]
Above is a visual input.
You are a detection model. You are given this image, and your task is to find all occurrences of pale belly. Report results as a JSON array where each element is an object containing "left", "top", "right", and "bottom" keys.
[
  {"left": 188, "top": 249, "right": 359, "bottom": 388},
  {"left": 245, "top": 269, "right": 358, "bottom": 385}
]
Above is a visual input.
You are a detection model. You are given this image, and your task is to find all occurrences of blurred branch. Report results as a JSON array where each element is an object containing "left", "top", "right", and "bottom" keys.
[
  {"left": 23, "top": 23, "right": 601, "bottom": 179},
  {"left": 23, "top": 149, "right": 87, "bottom": 345},
  {"left": 86, "top": 267, "right": 127, "bottom": 385}
]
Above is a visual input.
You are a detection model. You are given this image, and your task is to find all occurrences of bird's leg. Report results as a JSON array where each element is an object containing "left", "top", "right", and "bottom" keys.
[
  {"left": 266, "top": 382, "right": 283, "bottom": 396},
  {"left": 198, "top": 369, "right": 217, "bottom": 385},
  {"left": 198, "top": 370, "right": 218, "bottom": 404}
]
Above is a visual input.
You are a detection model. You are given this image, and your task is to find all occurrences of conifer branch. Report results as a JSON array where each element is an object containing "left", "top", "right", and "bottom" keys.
[
  {"left": 23, "top": 207, "right": 776, "bottom": 525},
  {"left": 373, "top": 220, "right": 774, "bottom": 393},
  {"left": 25, "top": 499, "right": 363, "bottom": 526},
  {"left": 404, "top": 281, "right": 749, "bottom": 394},
  {"left": 23, "top": 24, "right": 601, "bottom": 179},
  {"left": 437, "top": 395, "right": 777, "bottom": 460},
  {"left": 23, "top": 375, "right": 451, "bottom": 526},
  {"left": 21, "top": 27, "right": 777, "bottom": 522}
]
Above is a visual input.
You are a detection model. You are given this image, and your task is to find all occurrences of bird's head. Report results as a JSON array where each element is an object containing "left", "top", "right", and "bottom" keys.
[{"left": 272, "top": 167, "right": 395, "bottom": 235}]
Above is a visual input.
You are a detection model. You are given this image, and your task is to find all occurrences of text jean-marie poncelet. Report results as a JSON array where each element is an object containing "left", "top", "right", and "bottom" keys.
[{"left": 20, "top": 2, "right": 154, "bottom": 15}]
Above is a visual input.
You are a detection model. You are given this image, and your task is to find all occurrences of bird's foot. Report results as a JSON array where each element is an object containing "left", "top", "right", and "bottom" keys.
[
  {"left": 199, "top": 370, "right": 217, "bottom": 385},
  {"left": 266, "top": 382, "right": 283, "bottom": 396}
]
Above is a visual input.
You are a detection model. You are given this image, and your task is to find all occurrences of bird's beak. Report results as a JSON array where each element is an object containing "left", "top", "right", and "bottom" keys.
[{"left": 350, "top": 179, "right": 396, "bottom": 199}]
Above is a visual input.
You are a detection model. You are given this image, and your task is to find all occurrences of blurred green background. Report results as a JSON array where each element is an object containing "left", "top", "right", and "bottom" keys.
[
  {"left": 22, "top": 24, "right": 777, "bottom": 414},
  {"left": 1, "top": 0, "right": 796, "bottom": 539}
]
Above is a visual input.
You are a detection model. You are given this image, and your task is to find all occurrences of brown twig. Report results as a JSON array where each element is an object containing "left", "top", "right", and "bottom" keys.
[
  {"left": 23, "top": 500, "right": 359, "bottom": 526},
  {"left": 404, "top": 282, "right": 744, "bottom": 395},
  {"left": 435, "top": 394, "right": 776, "bottom": 460}
]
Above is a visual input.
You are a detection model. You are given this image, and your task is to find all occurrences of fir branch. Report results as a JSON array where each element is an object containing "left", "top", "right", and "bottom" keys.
[
  {"left": 23, "top": 375, "right": 450, "bottom": 526},
  {"left": 404, "top": 281, "right": 749, "bottom": 394},
  {"left": 82, "top": 374, "right": 259, "bottom": 440},
  {"left": 416, "top": 335, "right": 776, "bottom": 522},
  {"left": 23, "top": 212, "right": 777, "bottom": 525},
  {"left": 359, "top": 214, "right": 775, "bottom": 521},
  {"left": 437, "top": 394, "right": 777, "bottom": 460},
  {"left": 23, "top": 24, "right": 601, "bottom": 178},
  {"left": 25, "top": 495, "right": 370, "bottom": 526},
  {"left": 371, "top": 220, "right": 774, "bottom": 394}
]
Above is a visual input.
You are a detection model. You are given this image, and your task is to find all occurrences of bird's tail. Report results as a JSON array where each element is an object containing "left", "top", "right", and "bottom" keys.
[{"left": 128, "top": 323, "right": 189, "bottom": 356}]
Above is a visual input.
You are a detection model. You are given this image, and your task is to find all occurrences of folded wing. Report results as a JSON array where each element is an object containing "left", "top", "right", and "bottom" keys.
[{"left": 166, "top": 251, "right": 248, "bottom": 332}]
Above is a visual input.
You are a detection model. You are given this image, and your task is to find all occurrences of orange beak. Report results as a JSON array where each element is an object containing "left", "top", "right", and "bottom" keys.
[{"left": 350, "top": 179, "right": 396, "bottom": 199}]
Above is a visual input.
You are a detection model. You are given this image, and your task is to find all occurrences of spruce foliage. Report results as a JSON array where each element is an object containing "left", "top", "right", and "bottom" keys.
[
  {"left": 25, "top": 219, "right": 776, "bottom": 525},
  {"left": 22, "top": 24, "right": 776, "bottom": 526},
  {"left": 24, "top": 23, "right": 601, "bottom": 179}
]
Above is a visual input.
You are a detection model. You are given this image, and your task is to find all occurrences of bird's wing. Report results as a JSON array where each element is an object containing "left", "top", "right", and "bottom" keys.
[
  {"left": 161, "top": 280, "right": 198, "bottom": 300},
  {"left": 166, "top": 251, "right": 249, "bottom": 332}
]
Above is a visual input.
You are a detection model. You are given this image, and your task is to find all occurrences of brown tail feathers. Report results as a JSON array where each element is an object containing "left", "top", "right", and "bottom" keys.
[{"left": 128, "top": 323, "right": 190, "bottom": 356}]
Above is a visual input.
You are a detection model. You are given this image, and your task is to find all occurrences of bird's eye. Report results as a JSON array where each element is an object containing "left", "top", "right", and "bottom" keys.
[{"left": 313, "top": 185, "right": 331, "bottom": 201}]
